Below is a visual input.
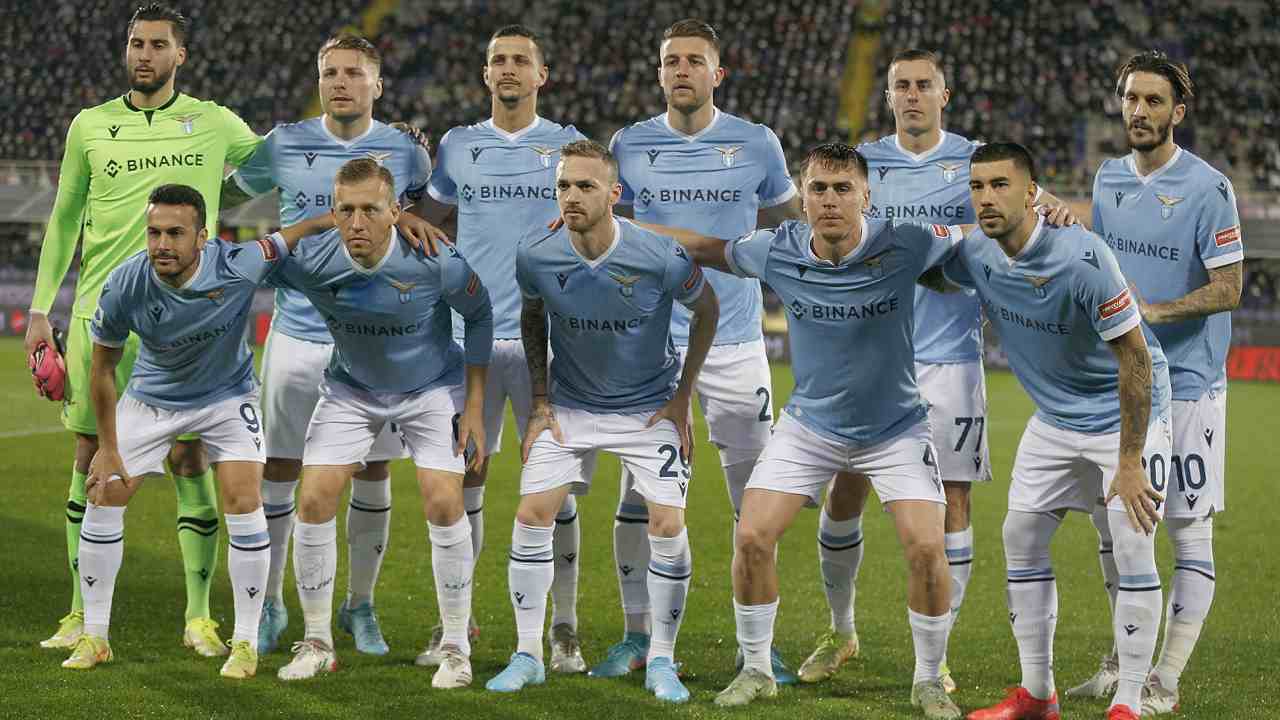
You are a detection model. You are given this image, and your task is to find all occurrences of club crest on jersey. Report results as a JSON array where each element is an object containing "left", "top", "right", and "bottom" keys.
[
  {"left": 936, "top": 162, "right": 962, "bottom": 183},
  {"left": 173, "top": 114, "right": 200, "bottom": 135},
  {"left": 1023, "top": 274, "right": 1052, "bottom": 298},
  {"left": 531, "top": 145, "right": 554, "bottom": 168},
  {"left": 715, "top": 145, "right": 743, "bottom": 167},
  {"left": 365, "top": 150, "right": 391, "bottom": 166},
  {"left": 608, "top": 269, "right": 642, "bottom": 298},
  {"left": 646, "top": 149, "right": 662, "bottom": 166},
  {"left": 387, "top": 277, "right": 416, "bottom": 303},
  {"left": 1156, "top": 194, "right": 1184, "bottom": 220}
]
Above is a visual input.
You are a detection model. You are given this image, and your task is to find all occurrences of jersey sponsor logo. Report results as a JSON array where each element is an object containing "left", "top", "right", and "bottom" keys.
[
  {"left": 387, "top": 277, "right": 416, "bottom": 303},
  {"left": 531, "top": 145, "right": 555, "bottom": 168},
  {"left": 789, "top": 296, "right": 901, "bottom": 321},
  {"left": 550, "top": 310, "right": 646, "bottom": 333},
  {"left": 635, "top": 186, "right": 744, "bottom": 206},
  {"left": 108, "top": 125, "right": 121, "bottom": 138},
  {"left": 878, "top": 203, "right": 967, "bottom": 220},
  {"left": 937, "top": 162, "right": 963, "bottom": 183},
  {"left": 156, "top": 316, "right": 239, "bottom": 350},
  {"left": 646, "top": 149, "right": 662, "bottom": 166},
  {"left": 715, "top": 145, "right": 743, "bottom": 167},
  {"left": 173, "top": 114, "right": 200, "bottom": 135},
  {"left": 105, "top": 152, "right": 207, "bottom": 178},
  {"left": 459, "top": 183, "right": 554, "bottom": 203},
  {"left": 365, "top": 150, "right": 391, "bottom": 166},
  {"left": 304, "top": 152, "right": 319, "bottom": 167},
  {"left": 1023, "top": 274, "right": 1052, "bottom": 297},
  {"left": 1102, "top": 233, "right": 1181, "bottom": 262},
  {"left": 607, "top": 269, "right": 641, "bottom": 298},
  {"left": 324, "top": 315, "right": 428, "bottom": 337},
  {"left": 1214, "top": 225, "right": 1241, "bottom": 247},
  {"left": 983, "top": 299, "right": 1072, "bottom": 335},
  {"left": 1156, "top": 194, "right": 1184, "bottom": 220},
  {"left": 1098, "top": 288, "right": 1132, "bottom": 320},
  {"left": 866, "top": 204, "right": 880, "bottom": 217},
  {"left": 256, "top": 236, "right": 278, "bottom": 262}
]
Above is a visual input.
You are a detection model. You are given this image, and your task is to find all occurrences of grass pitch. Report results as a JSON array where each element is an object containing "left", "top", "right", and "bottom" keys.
[{"left": 0, "top": 337, "right": 1275, "bottom": 719}]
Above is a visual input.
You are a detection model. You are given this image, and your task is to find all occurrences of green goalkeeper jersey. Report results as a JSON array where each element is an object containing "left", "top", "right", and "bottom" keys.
[{"left": 31, "top": 92, "right": 262, "bottom": 318}]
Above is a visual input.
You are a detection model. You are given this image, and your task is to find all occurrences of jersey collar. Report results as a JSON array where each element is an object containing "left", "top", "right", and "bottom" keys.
[
  {"left": 660, "top": 107, "right": 722, "bottom": 143},
  {"left": 1004, "top": 214, "right": 1046, "bottom": 266},
  {"left": 807, "top": 216, "right": 871, "bottom": 266},
  {"left": 569, "top": 218, "right": 622, "bottom": 270},
  {"left": 343, "top": 227, "right": 399, "bottom": 275},
  {"left": 320, "top": 117, "right": 377, "bottom": 147},
  {"left": 122, "top": 91, "right": 181, "bottom": 113},
  {"left": 484, "top": 116, "right": 543, "bottom": 142},
  {"left": 893, "top": 131, "right": 947, "bottom": 163},
  {"left": 1125, "top": 145, "right": 1183, "bottom": 185},
  {"left": 150, "top": 243, "right": 208, "bottom": 294}
]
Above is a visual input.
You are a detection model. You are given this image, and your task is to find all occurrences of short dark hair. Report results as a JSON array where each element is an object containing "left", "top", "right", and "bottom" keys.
[
  {"left": 559, "top": 139, "right": 618, "bottom": 182},
  {"left": 663, "top": 19, "right": 721, "bottom": 58},
  {"left": 317, "top": 34, "right": 381, "bottom": 71},
  {"left": 147, "top": 183, "right": 206, "bottom": 229},
  {"left": 128, "top": 3, "right": 189, "bottom": 47},
  {"left": 490, "top": 24, "right": 546, "bottom": 65},
  {"left": 971, "top": 142, "right": 1038, "bottom": 183},
  {"left": 801, "top": 143, "right": 869, "bottom": 182},
  {"left": 334, "top": 158, "right": 396, "bottom": 202},
  {"left": 1115, "top": 50, "right": 1194, "bottom": 104},
  {"left": 888, "top": 48, "right": 945, "bottom": 85}
]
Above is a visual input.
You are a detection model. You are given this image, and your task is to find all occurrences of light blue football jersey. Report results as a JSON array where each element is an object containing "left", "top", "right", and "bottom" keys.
[
  {"left": 1092, "top": 146, "right": 1243, "bottom": 400},
  {"left": 859, "top": 132, "right": 982, "bottom": 364},
  {"left": 727, "top": 218, "right": 959, "bottom": 447},
  {"left": 271, "top": 228, "right": 492, "bottom": 394},
  {"left": 231, "top": 118, "right": 432, "bottom": 343},
  {"left": 427, "top": 117, "right": 586, "bottom": 341},
  {"left": 942, "top": 218, "right": 1171, "bottom": 434},
  {"left": 516, "top": 218, "right": 707, "bottom": 412},
  {"left": 611, "top": 109, "right": 796, "bottom": 346},
  {"left": 91, "top": 234, "right": 287, "bottom": 410}
]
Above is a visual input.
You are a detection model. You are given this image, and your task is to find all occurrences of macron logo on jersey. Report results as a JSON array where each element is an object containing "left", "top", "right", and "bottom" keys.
[
  {"left": 1098, "top": 288, "right": 1133, "bottom": 320},
  {"left": 1214, "top": 225, "right": 1242, "bottom": 247}
]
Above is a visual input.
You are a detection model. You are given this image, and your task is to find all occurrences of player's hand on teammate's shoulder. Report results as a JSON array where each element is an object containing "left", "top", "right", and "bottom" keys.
[
  {"left": 522, "top": 401, "right": 564, "bottom": 464},
  {"left": 389, "top": 121, "right": 430, "bottom": 152},
  {"left": 1106, "top": 458, "right": 1164, "bottom": 534},
  {"left": 648, "top": 394, "right": 695, "bottom": 465},
  {"left": 396, "top": 211, "right": 450, "bottom": 257},
  {"left": 1036, "top": 202, "right": 1079, "bottom": 227}
]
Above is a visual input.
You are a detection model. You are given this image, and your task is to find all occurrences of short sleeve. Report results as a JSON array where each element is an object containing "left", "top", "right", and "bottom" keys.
[
  {"left": 757, "top": 128, "right": 798, "bottom": 208},
  {"left": 941, "top": 243, "right": 975, "bottom": 288},
  {"left": 724, "top": 228, "right": 775, "bottom": 280},
  {"left": 90, "top": 272, "right": 131, "bottom": 348},
  {"left": 220, "top": 105, "right": 264, "bottom": 167},
  {"left": 1077, "top": 240, "right": 1141, "bottom": 342},
  {"left": 229, "top": 127, "right": 277, "bottom": 197},
  {"left": 515, "top": 240, "right": 540, "bottom": 300},
  {"left": 426, "top": 129, "right": 458, "bottom": 205},
  {"left": 1196, "top": 176, "right": 1244, "bottom": 269},
  {"left": 225, "top": 233, "right": 287, "bottom": 284},
  {"left": 1089, "top": 168, "right": 1106, "bottom": 236},
  {"left": 892, "top": 220, "right": 963, "bottom": 273},
  {"left": 609, "top": 129, "right": 635, "bottom": 205},
  {"left": 664, "top": 243, "right": 706, "bottom": 308},
  {"left": 405, "top": 138, "right": 433, "bottom": 203}
]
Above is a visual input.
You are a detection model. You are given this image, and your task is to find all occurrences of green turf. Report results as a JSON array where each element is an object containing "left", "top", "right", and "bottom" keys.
[{"left": 0, "top": 336, "right": 1275, "bottom": 718}]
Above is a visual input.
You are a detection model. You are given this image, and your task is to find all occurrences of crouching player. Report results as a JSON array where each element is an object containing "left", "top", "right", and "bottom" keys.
[{"left": 69, "top": 184, "right": 327, "bottom": 678}]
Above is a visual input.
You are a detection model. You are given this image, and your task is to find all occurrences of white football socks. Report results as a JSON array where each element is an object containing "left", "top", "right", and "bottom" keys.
[
  {"left": 508, "top": 521, "right": 554, "bottom": 660},
  {"left": 1004, "top": 510, "right": 1061, "bottom": 700},
  {"left": 550, "top": 494, "right": 580, "bottom": 630},
  {"left": 79, "top": 504, "right": 126, "bottom": 640},
  {"left": 1108, "top": 509, "right": 1162, "bottom": 713},
  {"left": 646, "top": 530, "right": 692, "bottom": 663},
  {"left": 346, "top": 476, "right": 390, "bottom": 607},
  {"left": 818, "top": 510, "right": 863, "bottom": 635},
  {"left": 294, "top": 518, "right": 337, "bottom": 647},
  {"left": 734, "top": 599, "right": 778, "bottom": 676},
  {"left": 261, "top": 479, "right": 297, "bottom": 602},
  {"left": 1155, "top": 516, "right": 1215, "bottom": 690},
  {"left": 429, "top": 516, "right": 474, "bottom": 655},
  {"left": 225, "top": 509, "right": 270, "bottom": 644}
]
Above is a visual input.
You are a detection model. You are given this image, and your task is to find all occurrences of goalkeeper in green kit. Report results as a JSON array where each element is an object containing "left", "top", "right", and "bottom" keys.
[{"left": 26, "top": 3, "right": 262, "bottom": 656}]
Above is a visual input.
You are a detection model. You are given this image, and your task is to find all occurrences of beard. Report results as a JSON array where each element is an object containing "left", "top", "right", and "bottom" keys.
[
  {"left": 128, "top": 63, "right": 174, "bottom": 95},
  {"left": 1126, "top": 117, "right": 1172, "bottom": 153}
]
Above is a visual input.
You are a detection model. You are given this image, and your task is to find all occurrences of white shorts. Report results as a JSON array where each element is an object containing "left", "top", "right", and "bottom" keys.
[
  {"left": 117, "top": 392, "right": 265, "bottom": 477},
  {"left": 1164, "top": 388, "right": 1227, "bottom": 518},
  {"left": 747, "top": 413, "right": 946, "bottom": 508},
  {"left": 521, "top": 405, "right": 689, "bottom": 509},
  {"left": 916, "top": 360, "right": 992, "bottom": 483},
  {"left": 1008, "top": 412, "right": 1174, "bottom": 515},
  {"left": 678, "top": 340, "right": 773, "bottom": 466},
  {"left": 261, "top": 328, "right": 407, "bottom": 462},
  {"left": 302, "top": 379, "right": 465, "bottom": 475},
  {"left": 475, "top": 339, "right": 533, "bottom": 454}
]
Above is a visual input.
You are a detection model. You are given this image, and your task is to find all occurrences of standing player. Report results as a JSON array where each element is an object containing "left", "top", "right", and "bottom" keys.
[
  {"left": 649, "top": 143, "right": 964, "bottom": 719},
  {"left": 270, "top": 159, "right": 492, "bottom": 688},
  {"left": 66, "top": 185, "right": 324, "bottom": 676},
  {"left": 25, "top": 3, "right": 262, "bottom": 655},
  {"left": 1070, "top": 52, "right": 1242, "bottom": 715},
  {"left": 413, "top": 25, "right": 587, "bottom": 671},
  {"left": 603, "top": 18, "right": 802, "bottom": 681},
  {"left": 949, "top": 143, "right": 1172, "bottom": 720},
  {"left": 224, "top": 33, "right": 443, "bottom": 657},
  {"left": 485, "top": 140, "right": 718, "bottom": 704}
]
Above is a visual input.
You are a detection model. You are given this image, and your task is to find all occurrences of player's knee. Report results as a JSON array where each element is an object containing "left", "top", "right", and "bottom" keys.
[
  {"left": 94, "top": 478, "right": 133, "bottom": 507},
  {"left": 515, "top": 501, "right": 555, "bottom": 528},
  {"left": 296, "top": 486, "right": 337, "bottom": 523},
  {"left": 735, "top": 521, "right": 777, "bottom": 566},
  {"left": 902, "top": 533, "right": 946, "bottom": 577},
  {"left": 647, "top": 512, "right": 684, "bottom": 538},
  {"left": 167, "top": 440, "right": 207, "bottom": 477}
]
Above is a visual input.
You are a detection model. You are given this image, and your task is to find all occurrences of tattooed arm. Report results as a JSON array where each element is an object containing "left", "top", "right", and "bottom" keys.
[
  {"left": 520, "top": 295, "right": 562, "bottom": 462},
  {"left": 1105, "top": 325, "right": 1163, "bottom": 533},
  {"left": 1134, "top": 263, "right": 1242, "bottom": 325}
]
